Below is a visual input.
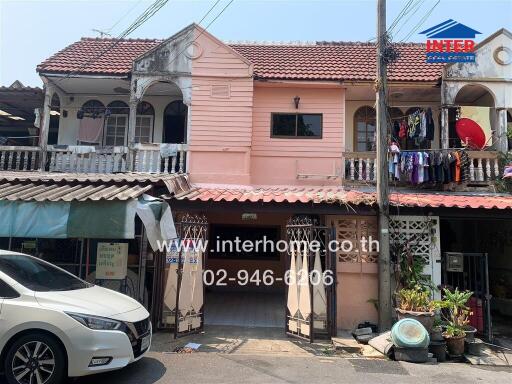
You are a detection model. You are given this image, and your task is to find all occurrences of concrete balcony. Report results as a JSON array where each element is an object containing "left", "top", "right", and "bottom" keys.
[
  {"left": 0, "top": 143, "right": 188, "bottom": 174},
  {"left": 342, "top": 150, "right": 502, "bottom": 189}
]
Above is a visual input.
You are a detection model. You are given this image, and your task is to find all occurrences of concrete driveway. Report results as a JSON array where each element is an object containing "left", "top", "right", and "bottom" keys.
[
  {"left": 73, "top": 351, "right": 512, "bottom": 384},
  {"left": 70, "top": 326, "right": 512, "bottom": 384}
]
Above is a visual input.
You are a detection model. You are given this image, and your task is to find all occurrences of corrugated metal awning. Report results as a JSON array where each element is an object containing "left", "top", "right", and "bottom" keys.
[
  {"left": 0, "top": 171, "right": 191, "bottom": 197},
  {"left": 0, "top": 181, "right": 152, "bottom": 202}
]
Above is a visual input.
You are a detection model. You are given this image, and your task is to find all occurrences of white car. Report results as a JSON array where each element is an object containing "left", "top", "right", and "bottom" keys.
[{"left": 0, "top": 250, "right": 152, "bottom": 384}]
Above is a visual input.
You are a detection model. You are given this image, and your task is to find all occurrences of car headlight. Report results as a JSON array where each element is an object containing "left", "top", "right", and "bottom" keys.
[{"left": 66, "top": 312, "right": 122, "bottom": 330}]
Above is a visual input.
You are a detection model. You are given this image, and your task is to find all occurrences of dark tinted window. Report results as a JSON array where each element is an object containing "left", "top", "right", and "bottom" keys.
[
  {"left": 0, "top": 279, "right": 19, "bottom": 298},
  {"left": 272, "top": 114, "right": 296, "bottom": 136},
  {"left": 271, "top": 113, "right": 322, "bottom": 138},
  {"left": 0, "top": 254, "right": 91, "bottom": 292},
  {"left": 297, "top": 114, "right": 322, "bottom": 137}
]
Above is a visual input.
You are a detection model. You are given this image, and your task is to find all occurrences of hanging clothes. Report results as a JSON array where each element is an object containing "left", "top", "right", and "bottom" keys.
[
  {"left": 399, "top": 120, "right": 407, "bottom": 139},
  {"left": 78, "top": 117, "right": 104, "bottom": 143},
  {"left": 425, "top": 108, "right": 435, "bottom": 140}
]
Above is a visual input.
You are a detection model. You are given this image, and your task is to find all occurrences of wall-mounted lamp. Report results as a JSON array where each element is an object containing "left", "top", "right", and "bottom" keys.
[{"left": 293, "top": 95, "right": 300, "bottom": 109}]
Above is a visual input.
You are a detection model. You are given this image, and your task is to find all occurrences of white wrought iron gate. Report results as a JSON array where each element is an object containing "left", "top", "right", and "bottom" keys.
[
  {"left": 389, "top": 215, "right": 441, "bottom": 299},
  {"left": 285, "top": 216, "right": 336, "bottom": 342},
  {"left": 160, "top": 213, "right": 208, "bottom": 338}
]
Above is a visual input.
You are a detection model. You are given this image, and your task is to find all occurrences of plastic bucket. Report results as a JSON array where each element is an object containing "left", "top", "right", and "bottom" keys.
[{"left": 391, "top": 318, "right": 430, "bottom": 349}]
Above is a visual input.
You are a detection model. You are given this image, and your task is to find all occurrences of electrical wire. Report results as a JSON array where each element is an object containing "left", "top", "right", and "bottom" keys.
[
  {"left": 392, "top": 0, "right": 426, "bottom": 39},
  {"left": 52, "top": 0, "right": 171, "bottom": 83},
  {"left": 399, "top": 0, "right": 441, "bottom": 42},
  {"left": 387, "top": 0, "right": 416, "bottom": 35},
  {"left": 106, "top": 0, "right": 145, "bottom": 35}
]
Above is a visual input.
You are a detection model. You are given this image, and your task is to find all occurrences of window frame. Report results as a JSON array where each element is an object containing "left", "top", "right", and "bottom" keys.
[
  {"left": 270, "top": 112, "right": 323, "bottom": 139},
  {"left": 353, "top": 106, "right": 376, "bottom": 152},
  {"left": 134, "top": 115, "right": 154, "bottom": 144},
  {"left": 103, "top": 114, "right": 128, "bottom": 146}
]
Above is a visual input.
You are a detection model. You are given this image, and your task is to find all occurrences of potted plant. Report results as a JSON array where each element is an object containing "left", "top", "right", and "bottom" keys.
[
  {"left": 507, "top": 126, "right": 512, "bottom": 150},
  {"left": 396, "top": 285, "right": 436, "bottom": 332},
  {"left": 430, "top": 318, "right": 444, "bottom": 341},
  {"left": 443, "top": 323, "right": 467, "bottom": 356},
  {"left": 436, "top": 288, "right": 473, "bottom": 356}
]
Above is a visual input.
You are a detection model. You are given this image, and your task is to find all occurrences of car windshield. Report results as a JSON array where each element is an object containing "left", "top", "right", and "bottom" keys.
[{"left": 0, "top": 254, "right": 91, "bottom": 292}]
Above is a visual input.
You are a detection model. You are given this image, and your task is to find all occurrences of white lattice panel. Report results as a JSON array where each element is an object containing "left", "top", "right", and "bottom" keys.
[{"left": 390, "top": 215, "right": 441, "bottom": 299}]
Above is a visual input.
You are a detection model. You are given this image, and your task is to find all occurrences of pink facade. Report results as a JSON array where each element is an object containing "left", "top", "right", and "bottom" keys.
[{"left": 188, "top": 30, "right": 344, "bottom": 186}]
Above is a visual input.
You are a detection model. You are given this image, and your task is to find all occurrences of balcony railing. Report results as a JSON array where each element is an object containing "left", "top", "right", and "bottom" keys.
[
  {"left": 342, "top": 150, "right": 502, "bottom": 186},
  {"left": 0, "top": 144, "right": 188, "bottom": 174},
  {"left": 0, "top": 146, "right": 42, "bottom": 171}
]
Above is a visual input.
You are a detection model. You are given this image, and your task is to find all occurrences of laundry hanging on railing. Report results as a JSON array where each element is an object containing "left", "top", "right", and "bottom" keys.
[{"left": 388, "top": 147, "right": 471, "bottom": 185}]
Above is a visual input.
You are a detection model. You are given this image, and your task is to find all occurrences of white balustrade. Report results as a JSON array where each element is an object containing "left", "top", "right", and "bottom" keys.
[
  {"left": 343, "top": 151, "right": 501, "bottom": 185},
  {"left": 342, "top": 152, "right": 377, "bottom": 183},
  {"left": 0, "top": 146, "right": 41, "bottom": 171}
]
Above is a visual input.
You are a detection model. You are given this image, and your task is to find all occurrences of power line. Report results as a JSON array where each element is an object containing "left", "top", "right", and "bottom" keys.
[
  {"left": 399, "top": 0, "right": 441, "bottom": 42},
  {"left": 387, "top": 0, "right": 415, "bottom": 34},
  {"left": 392, "top": 0, "right": 426, "bottom": 39},
  {"left": 53, "top": 0, "right": 170, "bottom": 83},
  {"left": 107, "top": 0, "right": 145, "bottom": 35}
]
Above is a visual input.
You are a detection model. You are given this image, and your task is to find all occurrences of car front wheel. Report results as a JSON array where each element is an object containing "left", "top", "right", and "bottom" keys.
[{"left": 4, "top": 333, "right": 66, "bottom": 384}]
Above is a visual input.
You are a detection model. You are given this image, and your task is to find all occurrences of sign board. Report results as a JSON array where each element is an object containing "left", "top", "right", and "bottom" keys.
[{"left": 96, "top": 242, "right": 128, "bottom": 280}]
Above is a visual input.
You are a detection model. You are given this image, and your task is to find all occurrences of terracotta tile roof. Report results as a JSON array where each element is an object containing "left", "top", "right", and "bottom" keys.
[
  {"left": 230, "top": 42, "right": 444, "bottom": 82},
  {"left": 37, "top": 37, "right": 162, "bottom": 76},
  {"left": 173, "top": 185, "right": 512, "bottom": 210},
  {"left": 174, "top": 186, "right": 373, "bottom": 205},
  {"left": 37, "top": 38, "right": 443, "bottom": 82},
  {"left": 389, "top": 192, "right": 512, "bottom": 210}
]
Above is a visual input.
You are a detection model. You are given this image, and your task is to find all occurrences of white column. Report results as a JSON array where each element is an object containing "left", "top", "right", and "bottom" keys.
[
  {"left": 440, "top": 107, "right": 450, "bottom": 149},
  {"left": 127, "top": 99, "right": 138, "bottom": 171},
  {"left": 496, "top": 108, "right": 508, "bottom": 153},
  {"left": 39, "top": 85, "right": 53, "bottom": 171}
]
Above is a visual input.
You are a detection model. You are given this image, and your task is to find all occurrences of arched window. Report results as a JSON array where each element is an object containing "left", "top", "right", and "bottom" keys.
[
  {"left": 354, "top": 106, "right": 376, "bottom": 151},
  {"left": 81, "top": 100, "right": 105, "bottom": 115},
  {"left": 135, "top": 101, "right": 155, "bottom": 143},
  {"left": 163, "top": 100, "right": 188, "bottom": 143},
  {"left": 104, "top": 101, "right": 129, "bottom": 146}
]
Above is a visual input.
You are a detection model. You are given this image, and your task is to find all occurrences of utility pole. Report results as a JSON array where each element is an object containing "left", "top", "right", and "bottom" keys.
[{"left": 376, "top": 0, "right": 392, "bottom": 331}]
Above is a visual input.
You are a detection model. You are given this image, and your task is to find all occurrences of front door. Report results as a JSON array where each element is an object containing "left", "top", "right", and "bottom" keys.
[{"left": 285, "top": 216, "right": 336, "bottom": 342}]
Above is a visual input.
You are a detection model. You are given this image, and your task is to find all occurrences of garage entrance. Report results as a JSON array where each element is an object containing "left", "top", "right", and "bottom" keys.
[{"left": 204, "top": 213, "right": 288, "bottom": 329}]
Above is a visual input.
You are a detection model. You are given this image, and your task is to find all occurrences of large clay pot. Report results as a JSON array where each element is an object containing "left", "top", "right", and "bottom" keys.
[
  {"left": 396, "top": 308, "right": 435, "bottom": 333},
  {"left": 445, "top": 335, "right": 465, "bottom": 356}
]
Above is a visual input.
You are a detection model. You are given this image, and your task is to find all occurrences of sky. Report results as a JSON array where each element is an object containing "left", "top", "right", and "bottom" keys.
[{"left": 1, "top": 0, "right": 511, "bottom": 87}]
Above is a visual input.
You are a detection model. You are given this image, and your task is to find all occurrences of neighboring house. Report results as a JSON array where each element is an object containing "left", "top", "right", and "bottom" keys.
[{"left": 1, "top": 24, "right": 511, "bottom": 340}]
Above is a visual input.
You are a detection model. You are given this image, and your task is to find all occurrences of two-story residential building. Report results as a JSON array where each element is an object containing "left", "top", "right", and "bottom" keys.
[{"left": 1, "top": 24, "right": 511, "bottom": 341}]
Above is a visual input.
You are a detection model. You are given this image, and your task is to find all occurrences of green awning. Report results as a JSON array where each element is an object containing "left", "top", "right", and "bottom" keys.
[{"left": 0, "top": 200, "right": 136, "bottom": 239}]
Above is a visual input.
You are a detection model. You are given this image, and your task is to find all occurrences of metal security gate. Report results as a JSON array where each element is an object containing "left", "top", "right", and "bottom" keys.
[
  {"left": 285, "top": 216, "right": 336, "bottom": 342},
  {"left": 442, "top": 252, "right": 492, "bottom": 340},
  {"left": 157, "top": 213, "right": 208, "bottom": 338}
]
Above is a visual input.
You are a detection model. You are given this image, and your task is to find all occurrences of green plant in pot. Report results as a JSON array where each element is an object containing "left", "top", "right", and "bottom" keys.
[
  {"left": 430, "top": 317, "right": 444, "bottom": 342},
  {"left": 436, "top": 288, "right": 473, "bottom": 356},
  {"left": 396, "top": 285, "right": 436, "bottom": 333},
  {"left": 507, "top": 126, "right": 512, "bottom": 150}
]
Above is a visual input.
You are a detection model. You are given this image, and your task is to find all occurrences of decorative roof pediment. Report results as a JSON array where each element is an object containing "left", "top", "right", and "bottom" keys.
[{"left": 445, "top": 28, "right": 512, "bottom": 80}]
